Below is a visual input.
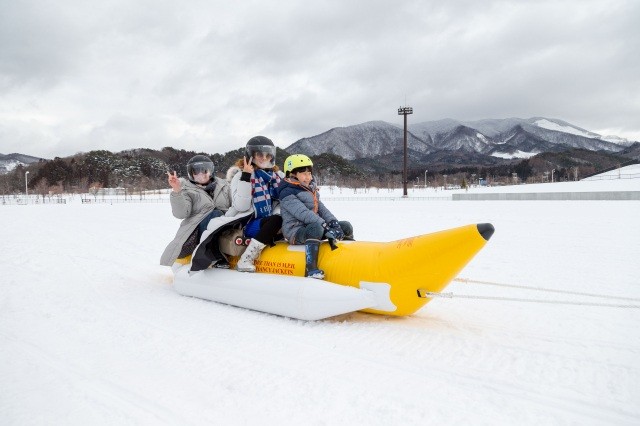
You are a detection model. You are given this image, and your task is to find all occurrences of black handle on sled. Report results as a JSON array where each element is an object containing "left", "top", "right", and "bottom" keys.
[{"left": 328, "top": 238, "right": 338, "bottom": 251}]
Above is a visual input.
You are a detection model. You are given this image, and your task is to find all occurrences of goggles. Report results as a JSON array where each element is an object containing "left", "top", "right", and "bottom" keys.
[{"left": 191, "top": 166, "right": 211, "bottom": 175}]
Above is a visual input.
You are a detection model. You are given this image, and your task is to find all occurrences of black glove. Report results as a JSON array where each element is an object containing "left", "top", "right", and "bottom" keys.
[
  {"left": 329, "top": 220, "right": 344, "bottom": 240},
  {"left": 324, "top": 220, "right": 344, "bottom": 240},
  {"left": 324, "top": 227, "right": 339, "bottom": 240}
]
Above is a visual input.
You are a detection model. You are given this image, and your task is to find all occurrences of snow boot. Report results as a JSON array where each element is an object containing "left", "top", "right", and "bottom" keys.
[
  {"left": 305, "top": 239, "right": 325, "bottom": 279},
  {"left": 236, "top": 239, "right": 266, "bottom": 272}
]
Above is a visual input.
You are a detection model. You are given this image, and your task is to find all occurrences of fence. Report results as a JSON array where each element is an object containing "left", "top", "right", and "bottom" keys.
[
  {"left": 1, "top": 197, "right": 67, "bottom": 205},
  {"left": 453, "top": 191, "right": 640, "bottom": 201},
  {"left": 581, "top": 173, "right": 640, "bottom": 181},
  {"left": 581, "top": 160, "right": 639, "bottom": 180},
  {"left": 322, "top": 196, "right": 451, "bottom": 201},
  {"left": 81, "top": 198, "right": 168, "bottom": 204}
]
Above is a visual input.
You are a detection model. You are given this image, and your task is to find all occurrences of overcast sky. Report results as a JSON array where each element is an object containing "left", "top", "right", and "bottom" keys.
[{"left": 1, "top": 0, "right": 639, "bottom": 159}]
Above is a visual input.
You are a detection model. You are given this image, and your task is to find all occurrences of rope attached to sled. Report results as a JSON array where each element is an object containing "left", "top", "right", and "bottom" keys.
[
  {"left": 418, "top": 278, "right": 640, "bottom": 309},
  {"left": 453, "top": 277, "right": 640, "bottom": 302},
  {"left": 418, "top": 290, "right": 640, "bottom": 309}
]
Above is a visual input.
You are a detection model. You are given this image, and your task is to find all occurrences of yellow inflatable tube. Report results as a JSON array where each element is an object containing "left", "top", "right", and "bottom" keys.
[{"left": 193, "top": 223, "right": 494, "bottom": 316}]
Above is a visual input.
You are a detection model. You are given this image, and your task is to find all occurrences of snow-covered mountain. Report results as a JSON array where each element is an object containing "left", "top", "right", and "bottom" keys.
[
  {"left": 285, "top": 121, "right": 434, "bottom": 161},
  {"left": 285, "top": 117, "right": 633, "bottom": 162},
  {"left": 408, "top": 117, "right": 627, "bottom": 158},
  {"left": 0, "top": 153, "right": 45, "bottom": 174}
]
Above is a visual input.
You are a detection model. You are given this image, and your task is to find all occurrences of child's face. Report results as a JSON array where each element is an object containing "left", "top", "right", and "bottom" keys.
[
  {"left": 293, "top": 170, "right": 312, "bottom": 186},
  {"left": 192, "top": 169, "right": 210, "bottom": 184},
  {"left": 252, "top": 151, "right": 273, "bottom": 169}
]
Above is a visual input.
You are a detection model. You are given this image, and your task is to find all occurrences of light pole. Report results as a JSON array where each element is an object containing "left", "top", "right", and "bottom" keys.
[
  {"left": 424, "top": 169, "right": 428, "bottom": 189},
  {"left": 398, "top": 106, "right": 413, "bottom": 197},
  {"left": 25, "top": 171, "right": 29, "bottom": 203}
]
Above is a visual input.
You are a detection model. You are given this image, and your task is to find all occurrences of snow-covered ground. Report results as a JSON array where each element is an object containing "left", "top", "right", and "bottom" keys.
[
  {"left": 322, "top": 164, "right": 640, "bottom": 197},
  {"left": 1, "top": 169, "right": 640, "bottom": 424}
]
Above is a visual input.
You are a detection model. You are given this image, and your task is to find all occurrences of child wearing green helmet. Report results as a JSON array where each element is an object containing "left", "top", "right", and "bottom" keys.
[{"left": 278, "top": 154, "right": 353, "bottom": 279}]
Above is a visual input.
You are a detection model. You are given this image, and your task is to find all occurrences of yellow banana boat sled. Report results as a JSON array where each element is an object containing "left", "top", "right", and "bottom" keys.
[{"left": 172, "top": 223, "right": 494, "bottom": 320}]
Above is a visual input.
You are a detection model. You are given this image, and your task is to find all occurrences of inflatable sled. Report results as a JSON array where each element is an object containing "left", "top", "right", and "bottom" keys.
[{"left": 172, "top": 223, "right": 494, "bottom": 320}]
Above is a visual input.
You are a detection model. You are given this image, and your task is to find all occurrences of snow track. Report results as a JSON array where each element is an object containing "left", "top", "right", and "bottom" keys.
[{"left": 2, "top": 200, "right": 639, "bottom": 424}]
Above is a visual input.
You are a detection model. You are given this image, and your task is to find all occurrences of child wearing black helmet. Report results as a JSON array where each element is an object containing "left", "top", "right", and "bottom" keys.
[
  {"left": 227, "top": 136, "right": 285, "bottom": 273},
  {"left": 160, "top": 155, "right": 232, "bottom": 267}
]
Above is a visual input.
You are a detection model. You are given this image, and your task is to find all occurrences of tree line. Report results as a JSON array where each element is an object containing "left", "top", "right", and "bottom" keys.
[{"left": 0, "top": 146, "right": 631, "bottom": 198}]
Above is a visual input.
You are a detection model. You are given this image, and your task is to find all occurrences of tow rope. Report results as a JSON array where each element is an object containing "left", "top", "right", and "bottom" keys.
[{"left": 417, "top": 277, "right": 640, "bottom": 309}]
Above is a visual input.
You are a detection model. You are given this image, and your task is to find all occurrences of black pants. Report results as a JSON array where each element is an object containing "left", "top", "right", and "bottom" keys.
[{"left": 253, "top": 215, "right": 283, "bottom": 245}]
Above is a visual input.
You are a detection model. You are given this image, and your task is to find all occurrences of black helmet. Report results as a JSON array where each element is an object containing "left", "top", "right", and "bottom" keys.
[
  {"left": 245, "top": 136, "right": 276, "bottom": 169},
  {"left": 186, "top": 155, "right": 214, "bottom": 181}
]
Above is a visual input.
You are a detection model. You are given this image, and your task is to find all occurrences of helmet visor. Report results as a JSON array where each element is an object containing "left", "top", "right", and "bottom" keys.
[
  {"left": 247, "top": 145, "right": 276, "bottom": 168},
  {"left": 187, "top": 161, "right": 214, "bottom": 181}
]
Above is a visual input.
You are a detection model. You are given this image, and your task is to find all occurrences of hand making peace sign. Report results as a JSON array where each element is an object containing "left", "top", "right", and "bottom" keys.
[{"left": 167, "top": 171, "right": 182, "bottom": 192}]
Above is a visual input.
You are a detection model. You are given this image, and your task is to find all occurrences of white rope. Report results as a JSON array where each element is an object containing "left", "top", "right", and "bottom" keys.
[
  {"left": 453, "top": 277, "right": 640, "bottom": 302},
  {"left": 422, "top": 291, "right": 640, "bottom": 309}
]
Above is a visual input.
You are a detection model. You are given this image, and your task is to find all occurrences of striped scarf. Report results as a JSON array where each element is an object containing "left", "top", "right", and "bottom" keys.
[{"left": 252, "top": 169, "right": 281, "bottom": 219}]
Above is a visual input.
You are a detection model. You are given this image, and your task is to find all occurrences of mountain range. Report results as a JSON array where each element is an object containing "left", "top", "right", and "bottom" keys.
[
  {"left": 285, "top": 117, "right": 635, "bottom": 171},
  {"left": 1, "top": 117, "right": 638, "bottom": 175}
]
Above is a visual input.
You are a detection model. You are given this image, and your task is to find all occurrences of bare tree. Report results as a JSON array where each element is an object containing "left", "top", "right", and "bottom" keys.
[
  {"left": 77, "top": 177, "right": 90, "bottom": 194},
  {"left": 34, "top": 178, "right": 49, "bottom": 202},
  {"left": 136, "top": 176, "right": 152, "bottom": 199},
  {"left": 49, "top": 181, "right": 64, "bottom": 201},
  {"left": 89, "top": 182, "right": 102, "bottom": 201}
]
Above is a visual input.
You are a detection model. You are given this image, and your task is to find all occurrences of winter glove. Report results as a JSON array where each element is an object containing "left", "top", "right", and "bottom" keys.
[
  {"left": 329, "top": 220, "right": 344, "bottom": 240},
  {"left": 327, "top": 219, "right": 339, "bottom": 228},
  {"left": 324, "top": 220, "right": 344, "bottom": 241},
  {"left": 323, "top": 227, "right": 338, "bottom": 240}
]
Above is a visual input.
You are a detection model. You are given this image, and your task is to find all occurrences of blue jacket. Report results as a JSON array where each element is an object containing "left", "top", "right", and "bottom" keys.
[{"left": 278, "top": 178, "right": 337, "bottom": 243}]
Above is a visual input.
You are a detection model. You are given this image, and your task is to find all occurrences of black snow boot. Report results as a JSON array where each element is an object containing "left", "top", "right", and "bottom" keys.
[{"left": 305, "top": 239, "right": 325, "bottom": 279}]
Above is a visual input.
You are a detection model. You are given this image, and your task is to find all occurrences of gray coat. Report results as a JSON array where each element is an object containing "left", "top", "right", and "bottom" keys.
[
  {"left": 160, "top": 177, "right": 231, "bottom": 266},
  {"left": 279, "top": 179, "right": 336, "bottom": 242}
]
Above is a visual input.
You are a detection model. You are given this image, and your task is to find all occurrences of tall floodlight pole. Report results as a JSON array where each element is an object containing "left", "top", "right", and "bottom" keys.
[
  {"left": 25, "top": 171, "right": 30, "bottom": 203},
  {"left": 398, "top": 106, "right": 413, "bottom": 196}
]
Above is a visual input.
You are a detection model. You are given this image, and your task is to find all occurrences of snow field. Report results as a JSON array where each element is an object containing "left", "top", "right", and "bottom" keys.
[{"left": 1, "top": 192, "right": 639, "bottom": 424}]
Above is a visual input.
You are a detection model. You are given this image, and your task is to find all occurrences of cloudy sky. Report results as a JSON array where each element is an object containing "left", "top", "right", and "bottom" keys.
[{"left": 1, "top": 0, "right": 639, "bottom": 159}]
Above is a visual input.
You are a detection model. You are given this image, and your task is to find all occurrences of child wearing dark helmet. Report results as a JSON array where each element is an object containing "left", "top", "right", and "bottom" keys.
[
  {"left": 278, "top": 154, "right": 353, "bottom": 279},
  {"left": 160, "top": 155, "right": 232, "bottom": 267},
  {"left": 227, "top": 136, "right": 285, "bottom": 273}
]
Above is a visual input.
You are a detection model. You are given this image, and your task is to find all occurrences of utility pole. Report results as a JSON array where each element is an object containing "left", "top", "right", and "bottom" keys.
[
  {"left": 398, "top": 106, "right": 413, "bottom": 196},
  {"left": 25, "top": 171, "right": 29, "bottom": 204}
]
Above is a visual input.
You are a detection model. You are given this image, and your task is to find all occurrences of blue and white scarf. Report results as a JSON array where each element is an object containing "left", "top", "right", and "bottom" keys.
[{"left": 252, "top": 169, "right": 281, "bottom": 219}]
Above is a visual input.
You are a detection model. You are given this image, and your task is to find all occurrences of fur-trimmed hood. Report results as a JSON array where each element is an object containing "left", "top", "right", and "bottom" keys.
[{"left": 226, "top": 165, "right": 242, "bottom": 182}]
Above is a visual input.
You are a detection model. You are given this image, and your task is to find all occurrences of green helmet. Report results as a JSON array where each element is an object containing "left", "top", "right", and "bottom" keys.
[{"left": 284, "top": 154, "right": 313, "bottom": 175}]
